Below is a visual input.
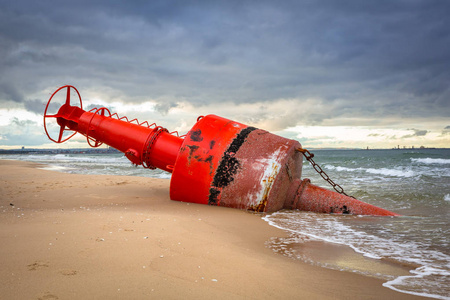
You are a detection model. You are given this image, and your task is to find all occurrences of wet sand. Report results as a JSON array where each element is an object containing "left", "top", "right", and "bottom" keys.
[{"left": 0, "top": 160, "right": 427, "bottom": 299}]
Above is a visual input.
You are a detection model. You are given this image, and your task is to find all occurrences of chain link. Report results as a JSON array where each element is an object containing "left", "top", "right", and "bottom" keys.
[{"left": 296, "top": 147, "right": 355, "bottom": 199}]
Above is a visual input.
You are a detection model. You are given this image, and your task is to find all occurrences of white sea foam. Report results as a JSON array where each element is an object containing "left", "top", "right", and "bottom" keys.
[
  {"left": 1, "top": 153, "right": 171, "bottom": 179},
  {"left": 324, "top": 165, "right": 354, "bottom": 172},
  {"left": 263, "top": 211, "right": 450, "bottom": 300},
  {"left": 23, "top": 154, "right": 127, "bottom": 164},
  {"left": 325, "top": 165, "right": 416, "bottom": 178},
  {"left": 158, "top": 172, "right": 172, "bottom": 179},
  {"left": 384, "top": 265, "right": 450, "bottom": 300},
  {"left": 365, "top": 167, "right": 415, "bottom": 177},
  {"left": 39, "top": 165, "right": 72, "bottom": 172},
  {"left": 411, "top": 158, "right": 450, "bottom": 165},
  {"left": 444, "top": 194, "right": 450, "bottom": 202}
]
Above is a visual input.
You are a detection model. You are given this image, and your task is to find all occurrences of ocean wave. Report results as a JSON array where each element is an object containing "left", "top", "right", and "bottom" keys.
[
  {"left": 411, "top": 158, "right": 450, "bottom": 165},
  {"left": 365, "top": 167, "right": 415, "bottom": 178},
  {"left": 21, "top": 154, "right": 127, "bottom": 164},
  {"left": 39, "top": 165, "right": 73, "bottom": 172},
  {"left": 1, "top": 154, "right": 172, "bottom": 179},
  {"left": 383, "top": 266, "right": 450, "bottom": 300},
  {"left": 325, "top": 165, "right": 416, "bottom": 178},
  {"left": 263, "top": 211, "right": 450, "bottom": 300}
]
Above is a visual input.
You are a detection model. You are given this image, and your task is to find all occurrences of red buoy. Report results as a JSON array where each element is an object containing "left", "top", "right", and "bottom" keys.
[{"left": 44, "top": 85, "right": 399, "bottom": 216}]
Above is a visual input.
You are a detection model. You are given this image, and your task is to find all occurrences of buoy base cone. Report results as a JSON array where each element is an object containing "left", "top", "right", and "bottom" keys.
[{"left": 288, "top": 179, "right": 400, "bottom": 216}]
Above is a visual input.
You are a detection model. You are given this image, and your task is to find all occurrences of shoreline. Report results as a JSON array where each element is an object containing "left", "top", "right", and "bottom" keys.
[{"left": 0, "top": 159, "right": 428, "bottom": 299}]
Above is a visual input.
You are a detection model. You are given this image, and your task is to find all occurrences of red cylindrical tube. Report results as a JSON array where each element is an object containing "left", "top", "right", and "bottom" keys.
[
  {"left": 61, "top": 106, "right": 183, "bottom": 172},
  {"left": 290, "top": 179, "right": 400, "bottom": 216}
]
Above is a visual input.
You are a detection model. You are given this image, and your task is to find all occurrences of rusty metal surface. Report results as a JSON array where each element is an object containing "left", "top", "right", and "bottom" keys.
[
  {"left": 291, "top": 179, "right": 400, "bottom": 216},
  {"left": 219, "top": 129, "right": 302, "bottom": 212}
]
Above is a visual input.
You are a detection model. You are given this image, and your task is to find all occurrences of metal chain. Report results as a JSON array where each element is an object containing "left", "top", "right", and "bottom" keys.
[{"left": 296, "top": 147, "right": 355, "bottom": 199}]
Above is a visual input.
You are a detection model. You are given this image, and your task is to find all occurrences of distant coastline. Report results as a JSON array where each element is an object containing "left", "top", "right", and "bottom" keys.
[
  {"left": 0, "top": 147, "right": 121, "bottom": 155},
  {"left": 1, "top": 147, "right": 447, "bottom": 155}
]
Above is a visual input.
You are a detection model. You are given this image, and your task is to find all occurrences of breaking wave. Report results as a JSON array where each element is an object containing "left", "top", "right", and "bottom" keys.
[
  {"left": 411, "top": 158, "right": 450, "bottom": 165},
  {"left": 325, "top": 165, "right": 416, "bottom": 178}
]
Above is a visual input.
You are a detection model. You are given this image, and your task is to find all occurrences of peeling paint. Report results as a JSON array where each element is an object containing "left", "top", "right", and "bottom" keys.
[{"left": 246, "top": 147, "right": 285, "bottom": 210}]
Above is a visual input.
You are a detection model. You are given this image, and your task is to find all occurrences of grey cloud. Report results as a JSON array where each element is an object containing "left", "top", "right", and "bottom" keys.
[
  {"left": 0, "top": 82, "right": 24, "bottom": 103},
  {"left": 10, "top": 117, "right": 35, "bottom": 127},
  {"left": 402, "top": 129, "right": 429, "bottom": 138},
  {"left": 154, "top": 102, "right": 179, "bottom": 115},
  {"left": 24, "top": 99, "right": 47, "bottom": 114},
  {"left": 411, "top": 129, "right": 428, "bottom": 137},
  {"left": 416, "top": 130, "right": 428, "bottom": 137},
  {"left": 85, "top": 104, "right": 107, "bottom": 111},
  {"left": 441, "top": 126, "right": 450, "bottom": 136},
  {"left": 0, "top": 0, "right": 449, "bottom": 129},
  {"left": 0, "top": 118, "right": 47, "bottom": 146}
]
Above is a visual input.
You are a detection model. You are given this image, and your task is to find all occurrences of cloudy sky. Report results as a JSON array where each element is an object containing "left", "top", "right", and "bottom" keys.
[{"left": 1, "top": 0, "right": 449, "bottom": 149}]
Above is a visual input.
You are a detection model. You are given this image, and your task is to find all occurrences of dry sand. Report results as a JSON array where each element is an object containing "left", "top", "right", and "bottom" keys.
[{"left": 0, "top": 159, "right": 427, "bottom": 299}]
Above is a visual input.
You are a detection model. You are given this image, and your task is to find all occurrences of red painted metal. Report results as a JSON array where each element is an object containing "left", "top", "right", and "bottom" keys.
[
  {"left": 170, "top": 115, "right": 248, "bottom": 205},
  {"left": 44, "top": 85, "right": 83, "bottom": 143},
  {"left": 43, "top": 85, "right": 182, "bottom": 172},
  {"left": 43, "top": 85, "right": 400, "bottom": 216},
  {"left": 290, "top": 179, "right": 400, "bottom": 216}
]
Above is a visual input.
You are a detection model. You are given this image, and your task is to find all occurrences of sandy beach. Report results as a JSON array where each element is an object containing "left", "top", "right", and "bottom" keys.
[{"left": 0, "top": 159, "right": 427, "bottom": 299}]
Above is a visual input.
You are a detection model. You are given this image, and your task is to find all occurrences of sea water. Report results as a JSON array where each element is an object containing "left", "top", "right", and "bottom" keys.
[
  {"left": 2, "top": 148, "right": 449, "bottom": 299},
  {"left": 263, "top": 149, "right": 450, "bottom": 300},
  {"left": 1, "top": 152, "right": 172, "bottom": 179}
]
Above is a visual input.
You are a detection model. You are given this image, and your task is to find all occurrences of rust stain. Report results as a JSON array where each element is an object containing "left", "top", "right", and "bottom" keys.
[
  {"left": 285, "top": 163, "right": 293, "bottom": 181},
  {"left": 249, "top": 166, "right": 278, "bottom": 212},
  {"left": 190, "top": 129, "right": 203, "bottom": 141},
  {"left": 249, "top": 197, "right": 268, "bottom": 212},
  {"left": 192, "top": 154, "right": 214, "bottom": 175},
  {"left": 329, "top": 205, "right": 351, "bottom": 214},
  {"left": 186, "top": 145, "right": 199, "bottom": 165}
]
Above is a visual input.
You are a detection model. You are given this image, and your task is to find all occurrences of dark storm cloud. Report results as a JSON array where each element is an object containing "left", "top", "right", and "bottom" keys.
[
  {"left": 154, "top": 102, "right": 179, "bottom": 115},
  {"left": 0, "top": 0, "right": 449, "bottom": 124},
  {"left": 0, "top": 82, "right": 24, "bottom": 103},
  {"left": 24, "top": 99, "right": 47, "bottom": 114},
  {"left": 402, "top": 128, "right": 429, "bottom": 138},
  {"left": 442, "top": 126, "right": 450, "bottom": 136}
]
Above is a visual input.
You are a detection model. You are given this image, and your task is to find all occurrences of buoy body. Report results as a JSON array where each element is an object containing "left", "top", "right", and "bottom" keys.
[
  {"left": 44, "top": 85, "right": 400, "bottom": 216},
  {"left": 170, "top": 115, "right": 303, "bottom": 212}
]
